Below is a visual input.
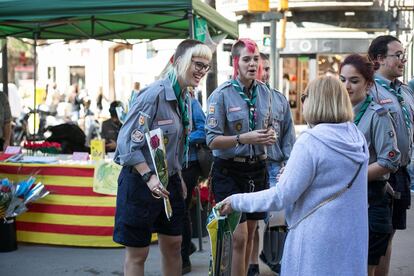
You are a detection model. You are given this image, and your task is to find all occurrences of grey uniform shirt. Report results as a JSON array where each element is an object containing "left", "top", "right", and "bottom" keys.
[
  {"left": 370, "top": 73, "right": 414, "bottom": 166},
  {"left": 267, "top": 88, "right": 296, "bottom": 163},
  {"left": 0, "top": 92, "right": 11, "bottom": 140},
  {"left": 205, "top": 78, "right": 272, "bottom": 159},
  {"left": 114, "top": 77, "right": 189, "bottom": 175},
  {"left": 354, "top": 99, "right": 400, "bottom": 181}
]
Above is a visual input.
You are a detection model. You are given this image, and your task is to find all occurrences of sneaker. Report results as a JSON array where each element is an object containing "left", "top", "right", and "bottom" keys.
[
  {"left": 182, "top": 259, "right": 191, "bottom": 275},
  {"left": 247, "top": 264, "right": 260, "bottom": 276}
]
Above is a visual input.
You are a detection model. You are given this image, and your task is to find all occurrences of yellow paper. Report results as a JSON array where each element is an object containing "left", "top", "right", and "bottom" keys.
[{"left": 90, "top": 139, "right": 106, "bottom": 160}]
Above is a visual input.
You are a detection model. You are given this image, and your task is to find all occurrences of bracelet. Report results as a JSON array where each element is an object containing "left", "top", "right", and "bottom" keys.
[{"left": 236, "top": 134, "right": 242, "bottom": 146}]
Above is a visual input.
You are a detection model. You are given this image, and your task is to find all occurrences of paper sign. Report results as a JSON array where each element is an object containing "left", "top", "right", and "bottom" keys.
[
  {"left": 93, "top": 160, "right": 121, "bottom": 195},
  {"left": 72, "top": 152, "right": 89, "bottom": 161},
  {"left": 5, "top": 146, "right": 22, "bottom": 155},
  {"left": 90, "top": 139, "right": 106, "bottom": 161}
]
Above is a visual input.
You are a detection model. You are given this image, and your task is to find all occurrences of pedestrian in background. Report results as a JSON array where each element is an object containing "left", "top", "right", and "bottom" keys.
[
  {"left": 101, "top": 101, "right": 123, "bottom": 152},
  {"left": 340, "top": 54, "right": 400, "bottom": 276},
  {"left": 219, "top": 76, "right": 369, "bottom": 276},
  {"left": 0, "top": 91, "right": 12, "bottom": 151},
  {"left": 205, "top": 38, "right": 275, "bottom": 276},
  {"left": 113, "top": 39, "right": 212, "bottom": 276},
  {"left": 368, "top": 35, "right": 414, "bottom": 276}
]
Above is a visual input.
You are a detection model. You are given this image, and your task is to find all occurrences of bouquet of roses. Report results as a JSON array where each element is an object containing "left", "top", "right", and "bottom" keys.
[
  {"left": 140, "top": 113, "right": 172, "bottom": 219},
  {"left": 23, "top": 141, "right": 62, "bottom": 155},
  {"left": 145, "top": 128, "right": 172, "bottom": 219},
  {"left": 0, "top": 177, "right": 49, "bottom": 219}
]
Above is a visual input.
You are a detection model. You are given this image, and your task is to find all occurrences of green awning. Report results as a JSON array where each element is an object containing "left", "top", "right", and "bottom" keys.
[{"left": 0, "top": 0, "right": 238, "bottom": 40}]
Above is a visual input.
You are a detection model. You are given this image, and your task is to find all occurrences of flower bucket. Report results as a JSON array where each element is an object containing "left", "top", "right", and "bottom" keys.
[{"left": 0, "top": 218, "right": 17, "bottom": 252}]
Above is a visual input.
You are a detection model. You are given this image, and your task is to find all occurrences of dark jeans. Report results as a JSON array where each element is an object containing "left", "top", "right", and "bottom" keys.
[{"left": 181, "top": 161, "right": 202, "bottom": 262}]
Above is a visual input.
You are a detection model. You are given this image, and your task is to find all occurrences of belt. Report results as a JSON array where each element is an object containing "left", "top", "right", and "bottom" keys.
[{"left": 230, "top": 154, "right": 267, "bottom": 164}]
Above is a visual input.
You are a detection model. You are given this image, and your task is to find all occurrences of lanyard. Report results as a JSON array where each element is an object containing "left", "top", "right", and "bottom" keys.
[
  {"left": 375, "top": 78, "right": 411, "bottom": 130},
  {"left": 354, "top": 95, "right": 373, "bottom": 126},
  {"left": 169, "top": 72, "right": 190, "bottom": 166},
  {"left": 230, "top": 80, "right": 258, "bottom": 131}
]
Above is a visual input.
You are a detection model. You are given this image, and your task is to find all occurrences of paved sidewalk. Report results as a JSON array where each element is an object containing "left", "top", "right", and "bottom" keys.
[{"left": 1, "top": 196, "right": 414, "bottom": 275}]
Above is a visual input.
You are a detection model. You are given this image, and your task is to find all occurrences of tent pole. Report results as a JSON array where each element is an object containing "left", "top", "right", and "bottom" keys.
[
  {"left": 2, "top": 38, "right": 8, "bottom": 96},
  {"left": 33, "top": 32, "right": 38, "bottom": 139},
  {"left": 188, "top": 9, "right": 194, "bottom": 39}
]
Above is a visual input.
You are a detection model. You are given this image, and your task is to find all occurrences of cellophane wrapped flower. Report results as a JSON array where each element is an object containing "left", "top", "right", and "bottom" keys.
[
  {"left": 0, "top": 177, "right": 49, "bottom": 219},
  {"left": 23, "top": 141, "right": 62, "bottom": 155}
]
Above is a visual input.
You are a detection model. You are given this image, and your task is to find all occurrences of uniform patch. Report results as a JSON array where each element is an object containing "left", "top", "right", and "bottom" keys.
[
  {"left": 388, "top": 131, "right": 394, "bottom": 137},
  {"left": 131, "top": 129, "right": 144, "bottom": 143},
  {"left": 375, "top": 107, "right": 388, "bottom": 116},
  {"left": 207, "top": 117, "right": 218, "bottom": 128},
  {"left": 229, "top": 106, "right": 242, "bottom": 112},
  {"left": 235, "top": 122, "right": 243, "bottom": 131},
  {"left": 157, "top": 119, "right": 173, "bottom": 126},
  {"left": 164, "top": 136, "right": 169, "bottom": 145},
  {"left": 380, "top": 99, "right": 393, "bottom": 104},
  {"left": 388, "top": 151, "right": 396, "bottom": 158},
  {"left": 139, "top": 115, "right": 145, "bottom": 125},
  {"left": 209, "top": 105, "right": 215, "bottom": 114}
]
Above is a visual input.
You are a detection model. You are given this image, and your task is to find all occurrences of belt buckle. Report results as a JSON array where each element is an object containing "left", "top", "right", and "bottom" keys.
[
  {"left": 247, "top": 158, "right": 256, "bottom": 164},
  {"left": 233, "top": 157, "right": 245, "bottom": 163}
]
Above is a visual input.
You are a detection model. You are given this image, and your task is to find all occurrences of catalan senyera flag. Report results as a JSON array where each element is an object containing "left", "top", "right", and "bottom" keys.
[{"left": 0, "top": 162, "right": 156, "bottom": 247}]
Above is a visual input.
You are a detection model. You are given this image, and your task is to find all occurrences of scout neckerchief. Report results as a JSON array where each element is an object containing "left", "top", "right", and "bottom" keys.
[
  {"left": 169, "top": 72, "right": 190, "bottom": 166},
  {"left": 354, "top": 95, "right": 373, "bottom": 126},
  {"left": 230, "top": 79, "right": 258, "bottom": 131},
  {"left": 375, "top": 77, "right": 411, "bottom": 130}
]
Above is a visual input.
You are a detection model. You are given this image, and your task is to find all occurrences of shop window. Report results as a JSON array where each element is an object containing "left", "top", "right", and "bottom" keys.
[{"left": 69, "top": 66, "right": 85, "bottom": 89}]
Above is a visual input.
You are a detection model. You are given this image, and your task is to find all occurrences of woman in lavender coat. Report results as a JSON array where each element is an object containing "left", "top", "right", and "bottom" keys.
[{"left": 219, "top": 76, "right": 369, "bottom": 276}]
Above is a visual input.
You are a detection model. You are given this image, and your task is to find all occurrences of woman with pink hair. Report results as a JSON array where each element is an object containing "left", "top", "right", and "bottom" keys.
[{"left": 205, "top": 38, "right": 276, "bottom": 275}]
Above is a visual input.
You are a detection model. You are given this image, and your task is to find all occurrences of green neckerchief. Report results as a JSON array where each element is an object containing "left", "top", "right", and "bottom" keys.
[
  {"left": 230, "top": 79, "right": 258, "bottom": 130},
  {"left": 169, "top": 72, "right": 190, "bottom": 166},
  {"left": 375, "top": 77, "right": 411, "bottom": 130},
  {"left": 354, "top": 95, "right": 373, "bottom": 126}
]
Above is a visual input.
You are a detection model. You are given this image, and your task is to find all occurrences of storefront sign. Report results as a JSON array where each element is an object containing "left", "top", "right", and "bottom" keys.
[{"left": 280, "top": 38, "right": 371, "bottom": 55}]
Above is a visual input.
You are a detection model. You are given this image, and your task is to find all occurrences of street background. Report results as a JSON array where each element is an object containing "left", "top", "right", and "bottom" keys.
[{"left": 1, "top": 195, "right": 414, "bottom": 276}]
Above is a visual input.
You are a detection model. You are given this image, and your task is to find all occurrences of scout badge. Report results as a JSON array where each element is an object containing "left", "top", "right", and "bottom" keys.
[
  {"left": 207, "top": 203, "right": 241, "bottom": 276},
  {"left": 142, "top": 114, "right": 172, "bottom": 219}
]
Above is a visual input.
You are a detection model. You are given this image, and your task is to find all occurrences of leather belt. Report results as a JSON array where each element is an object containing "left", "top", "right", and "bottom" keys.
[{"left": 231, "top": 154, "right": 267, "bottom": 164}]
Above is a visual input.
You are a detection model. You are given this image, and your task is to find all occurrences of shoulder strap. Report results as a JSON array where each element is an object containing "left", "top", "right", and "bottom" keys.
[{"left": 288, "top": 162, "right": 363, "bottom": 230}]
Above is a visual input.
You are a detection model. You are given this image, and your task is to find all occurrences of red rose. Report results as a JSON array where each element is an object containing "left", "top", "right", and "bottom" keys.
[{"left": 150, "top": 135, "right": 160, "bottom": 149}]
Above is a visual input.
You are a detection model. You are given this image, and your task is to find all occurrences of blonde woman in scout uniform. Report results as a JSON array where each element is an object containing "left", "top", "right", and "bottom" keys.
[
  {"left": 205, "top": 38, "right": 276, "bottom": 276},
  {"left": 368, "top": 35, "right": 414, "bottom": 276},
  {"left": 340, "top": 54, "right": 400, "bottom": 276},
  {"left": 113, "top": 39, "right": 211, "bottom": 276}
]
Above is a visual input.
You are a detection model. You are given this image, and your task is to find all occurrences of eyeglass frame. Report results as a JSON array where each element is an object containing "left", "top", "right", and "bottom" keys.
[
  {"left": 385, "top": 52, "right": 407, "bottom": 61},
  {"left": 300, "top": 93, "right": 308, "bottom": 104},
  {"left": 191, "top": 59, "right": 211, "bottom": 72}
]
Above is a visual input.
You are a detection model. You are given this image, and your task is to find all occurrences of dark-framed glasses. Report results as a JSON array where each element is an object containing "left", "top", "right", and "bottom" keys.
[
  {"left": 300, "top": 93, "right": 308, "bottom": 104},
  {"left": 192, "top": 59, "right": 211, "bottom": 72},
  {"left": 386, "top": 53, "right": 407, "bottom": 61}
]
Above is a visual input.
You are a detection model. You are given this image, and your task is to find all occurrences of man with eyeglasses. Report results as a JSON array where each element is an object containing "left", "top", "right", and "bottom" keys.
[{"left": 368, "top": 35, "right": 414, "bottom": 276}]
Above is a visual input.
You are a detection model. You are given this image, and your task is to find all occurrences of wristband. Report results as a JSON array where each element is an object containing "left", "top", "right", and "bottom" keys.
[{"left": 236, "top": 134, "right": 242, "bottom": 146}]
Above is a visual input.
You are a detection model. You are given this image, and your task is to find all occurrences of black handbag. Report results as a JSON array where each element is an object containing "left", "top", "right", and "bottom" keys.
[
  {"left": 261, "top": 224, "right": 287, "bottom": 267},
  {"left": 196, "top": 143, "right": 213, "bottom": 179}
]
